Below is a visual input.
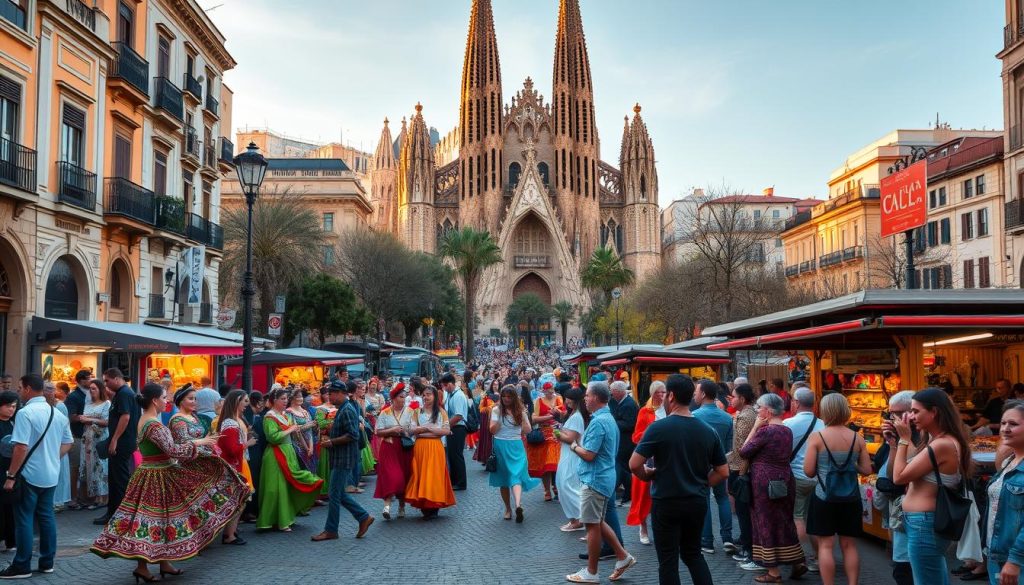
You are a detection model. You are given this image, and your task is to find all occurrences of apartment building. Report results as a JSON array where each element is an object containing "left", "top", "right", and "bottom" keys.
[
  {"left": 0, "top": 0, "right": 235, "bottom": 375},
  {"left": 998, "top": 0, "right": 1024, "bottom": 287}
]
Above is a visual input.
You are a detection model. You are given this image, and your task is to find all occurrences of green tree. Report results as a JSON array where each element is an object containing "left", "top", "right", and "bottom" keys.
[
  {"left": 504, "top": 293, "right": 552, "bottom": 350},
  {"left": 219, "top": 189, "right": 324, "bottom": 333},
  {"left": 439, "top": 226, "right": 502, "bottom": 362},
  {"left": 580, "top": 246, "right": 635, "bottom": 307},
  {"left": 552, "top": 300, "right": 575, "bottom": 347},
  {"left": 284, "top": 273, "right": 371, "bottom": 347}
]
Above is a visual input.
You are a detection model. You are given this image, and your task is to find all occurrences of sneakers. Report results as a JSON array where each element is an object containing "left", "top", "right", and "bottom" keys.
[
  {"left": 608, "top": 554, "right": 637, "bottom": 581},
  {"left": 722, "top": 541, "right": 739, "bottom": 554},
  {"left": 382, "top": 505, "right": 391, "bottom": 521},
  {"left": 701, "top": 546, "right": 715, "bottom": 554},
  {"left": 0, "top": 565, "right": 31, "bottom": 579},
  {"left": 732, "top": 551, "right": 751, "bottom": 562},
  {"left": 740, "top": 561, "right": 766, "bottom": 572},
  {"left": 806, "top": 560, "right": 820, "bottom": 574},
  {"left": 566, "top": 568, "right": 599, "bottom": 583}
]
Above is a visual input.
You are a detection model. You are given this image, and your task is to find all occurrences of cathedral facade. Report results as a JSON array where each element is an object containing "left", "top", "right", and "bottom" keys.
[{"left": 369, "top": 0, "right": 661, "bottom": 336}]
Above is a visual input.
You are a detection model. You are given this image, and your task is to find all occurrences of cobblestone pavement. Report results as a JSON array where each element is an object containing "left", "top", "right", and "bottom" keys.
[{"left": 11, "top": 451, "right": 897, "bottom": 584}]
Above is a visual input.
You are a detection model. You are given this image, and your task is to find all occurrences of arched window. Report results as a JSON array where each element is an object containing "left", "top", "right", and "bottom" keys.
[
  {"left": 514, "top": 215, "right": 549, "bottom": 256},
  {"left": 45, "top": 257, "right": 79, "bottom": 319},
  {"left": 538, "top": 162, "right": 550, "bottom": 187},
  {"left": 508, "top": 162, "right": 522, "bottom": 190}
]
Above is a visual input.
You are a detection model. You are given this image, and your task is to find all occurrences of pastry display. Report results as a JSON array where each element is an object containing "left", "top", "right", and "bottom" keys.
[{"left": 971, "top": 436, "right": 1000, "bottom": 453}]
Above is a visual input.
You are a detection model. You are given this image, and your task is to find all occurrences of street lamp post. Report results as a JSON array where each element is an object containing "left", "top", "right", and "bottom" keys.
[
  {"left": 612, "top": 287, "right": 623, "bottom": 349},
  {"left": 232, "top": 143, "right": 268, "bottom": 392}
]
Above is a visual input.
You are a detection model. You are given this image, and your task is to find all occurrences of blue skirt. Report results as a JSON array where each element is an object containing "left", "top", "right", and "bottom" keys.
[{"left": 489, "top": 439, "right": 541, "bottom": 491}]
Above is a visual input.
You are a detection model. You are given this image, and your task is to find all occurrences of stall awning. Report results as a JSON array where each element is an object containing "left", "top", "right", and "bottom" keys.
[
  {"left": 222, "top": 348, "right": 363, "bottom": 367},
  {"left": 146, "top": 322, "right": 275, "bottom": 350},
  {"left": 709, "top": 319, "right": 871, "bottom": 350},
  {"left": 32, "top": 318, "right": 243, "bottom": 356}
]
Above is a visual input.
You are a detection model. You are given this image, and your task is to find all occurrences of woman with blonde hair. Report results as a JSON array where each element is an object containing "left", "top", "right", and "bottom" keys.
[{"left": 804, "top": 393, "right": 873, "bottom": 585}]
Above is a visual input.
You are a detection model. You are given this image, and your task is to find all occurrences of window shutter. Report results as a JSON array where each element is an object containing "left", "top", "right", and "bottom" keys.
[
  {"left": 979, "top": 258, "right": 990, "bottom": 288},
  {"left": 63, "top": 104, "right": 86, "bottom": 130},
  {"left": 963, "top": 260, "right": 974, "bottom": 289},
  {"left": 0, "top": 76, "right": 20, "bottom": 103}
]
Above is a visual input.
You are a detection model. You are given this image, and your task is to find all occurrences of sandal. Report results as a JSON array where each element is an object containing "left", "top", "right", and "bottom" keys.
[{"left": 754, "top": 575, "right": 782, "bottom": 584}]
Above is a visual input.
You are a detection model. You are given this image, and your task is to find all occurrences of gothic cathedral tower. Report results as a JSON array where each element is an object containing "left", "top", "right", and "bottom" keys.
[
  {"left": 370, "top": 118, "right": 398, "bottom": 233},
  {"left": 620, "top": 104, "right": 660, "bottom": 281},
  {"left": 552, "top": 0, "right": 600, "bottom": 261},
  {"left": 398, "top": 104, "right": 436, "bottom": 253},
  {"left": 458, "top": 0, "right": 504, "bottom": 234}
]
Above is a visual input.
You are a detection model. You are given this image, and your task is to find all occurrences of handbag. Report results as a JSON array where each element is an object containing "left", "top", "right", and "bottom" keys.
[
  {"left": 729, "top": 473, "right": 752, "bottom": 505},
  {"left": 400, "top": 435, "right": 415, "bottom": 450},
  {"left": 485, "top": 452, "right": 498, "bottom": 473},
  {"left": 927, "top": 445, "right": 972, "bottom": 541},
  {"left": 96, "top": 437, "right": 110, "bottom": 460},
  {"left": 768, "top": 479, "right": 789, "bottom": 500},
  {"left": 3, "top": 406, "right": 54, "bottom": 505},
  {"left": 525, "top": 427, "right": 545, "bottom": 445}
]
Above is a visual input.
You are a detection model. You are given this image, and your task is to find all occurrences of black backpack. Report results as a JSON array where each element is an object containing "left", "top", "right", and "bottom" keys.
[
  {"left": 464, "top": 400, "right": 480, "bottom": 433},
  {"left": 817, "top": 432, "right": 860, "bottom": 503}
]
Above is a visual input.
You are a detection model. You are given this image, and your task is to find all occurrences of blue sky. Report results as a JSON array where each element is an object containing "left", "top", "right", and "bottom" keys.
[{"left": 208, "top": 0, "right": 1004, "bottom": 205}]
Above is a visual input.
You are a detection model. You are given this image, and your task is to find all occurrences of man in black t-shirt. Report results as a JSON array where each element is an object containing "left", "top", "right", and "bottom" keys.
[
  {"left": 96, "top": 368, "right": 140, "bottom": 525},
  {"left": 64, "top": 369, "right": 90, "bottom": 509},
  {"left": 971, "top": 378, "right": 1011, "bottom": 435},
  {"left": 631, "top": 374, "right": 729, "bottom": 585}
]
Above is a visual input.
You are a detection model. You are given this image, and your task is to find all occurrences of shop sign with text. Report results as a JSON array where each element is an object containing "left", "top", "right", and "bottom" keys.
[{"left": 880, "top": 160, "right": 927, "bottom": 238}]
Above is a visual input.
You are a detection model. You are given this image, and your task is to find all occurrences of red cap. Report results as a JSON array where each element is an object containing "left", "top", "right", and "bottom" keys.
[
  {"left": 542, "top": 381, "right": 554, "bottom": 390},
  {"left": 390, "top": 383, "right": 406, "bottom": 400}
]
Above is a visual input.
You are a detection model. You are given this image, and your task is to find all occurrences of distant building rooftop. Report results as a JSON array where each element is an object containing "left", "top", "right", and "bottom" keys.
[{"left": 266, "top": 158, "right": 350, "bottom": 172}]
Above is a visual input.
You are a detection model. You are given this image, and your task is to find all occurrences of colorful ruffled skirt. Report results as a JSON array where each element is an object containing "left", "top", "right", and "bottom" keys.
[
  {"left": 90, "top": 455, "right": 250, "bottom": 562},
  {"left": 526, "top": 429, "right": 560, "bottom": 478},
  {"left": 404, "top": 437, "right": 455, "bottom": 511}
]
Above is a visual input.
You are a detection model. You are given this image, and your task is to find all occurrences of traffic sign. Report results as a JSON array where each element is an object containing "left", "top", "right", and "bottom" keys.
[
  {"left": 611, "top": 287, "right": 623, "bottom": 300},
  {"left": 268, "top": 313, "right": 284, "bottom": 337}
]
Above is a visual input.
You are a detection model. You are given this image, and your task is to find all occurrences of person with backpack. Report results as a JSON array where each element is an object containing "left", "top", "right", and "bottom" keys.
[
  {"left": 738, "top": 392, "right": 808, "bottom": 583},
  {"left": 803, "top": 393, "right": 874, "bottom": 585}
]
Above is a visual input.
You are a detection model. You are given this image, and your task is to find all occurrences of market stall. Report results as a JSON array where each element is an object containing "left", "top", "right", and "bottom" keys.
[
  {"left": 701, "top": 289, "right": 1024, "bottom": 540},
  {"left": 594, "top": 345, "right": 731, "bottom": 405},
  {"left": 562, "top": 344, "right": 662, "bottom": 386},
  {"left": 223, "top": 348, "right": 364, "bottom": 393}
]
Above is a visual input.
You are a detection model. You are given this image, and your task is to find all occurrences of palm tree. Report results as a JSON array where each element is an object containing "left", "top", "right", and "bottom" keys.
[
  {"left": 552, "top": 300, "right": 575, "bottom": 347},
  {"left": 580, "top": 245, "right": 635, "bottom": 306},
  {"left": 505, "top": 293, "right": 552, "bottom": 350},
  {"left": 219, "top": 189, "right": 324, "bottom": 333},
  {"left": 439, "top": 226, "right": 503, "bottom": 362}
]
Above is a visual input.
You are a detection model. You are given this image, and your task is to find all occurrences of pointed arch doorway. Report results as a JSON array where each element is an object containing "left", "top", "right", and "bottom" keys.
[{"left": 511, "top": 273, "right": 553, "bottom": 348}]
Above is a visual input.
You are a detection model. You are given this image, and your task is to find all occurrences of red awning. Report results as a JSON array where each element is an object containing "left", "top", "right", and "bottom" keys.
[
  {"left": 632, "top": 356, "right": 732, "bottom": 365},
  {"left": 180, "top": 345, "right": 243, "bottom": 356},
  {"left": 600, "top": 358, "right": 630, "bottom": 366},
  {"left": 321, "top": 358, "right": 364, "bottom": 367},
  {"left": 708, "top": 319, "right": 870, "bottom": 351},
  {"left": 877, "top": 315, "right": 1024, "bottom": 328}
]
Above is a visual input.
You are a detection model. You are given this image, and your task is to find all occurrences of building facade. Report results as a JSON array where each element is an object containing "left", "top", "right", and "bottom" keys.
[
  {"left": 998, "top": 0, "right": 1024, "bottom": 287},
  {"left": 0, "top": 0, "right": 235, "bottom": 376},
  {"left": 369, "top": 0, "right": 661, "bottom": 335},
  {"left": 236, "top": 128, "right": 373, "bottom": 188}
]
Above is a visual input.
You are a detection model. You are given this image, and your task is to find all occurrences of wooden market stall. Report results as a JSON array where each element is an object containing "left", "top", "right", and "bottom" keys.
[
  {"left": 223, "top": 348, "right": 363, "bottom": 393},
  {"left": 593, "top": 345, "right": 732, "bottom": 405},
  {"left": 701, "top": 288, "right": 1024, "bottom": 540},
  {"left": 562, "top": 344, "right": 663, "bottom": 386}
]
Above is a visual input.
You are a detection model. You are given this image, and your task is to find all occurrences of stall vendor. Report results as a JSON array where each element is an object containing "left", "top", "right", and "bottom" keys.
[{"left": 971, "top": 379, "right": 1012, "bottom": 436}]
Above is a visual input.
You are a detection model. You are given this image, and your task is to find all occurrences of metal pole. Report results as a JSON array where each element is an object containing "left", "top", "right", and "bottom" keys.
[
  {"left": 904, "top": 229, "right": 916, "bottom": 290},
  {"left": 615, "top": 297, "right": 621, "bottom": 349},
  {"left": 241, "top": 192, "right": 256, "bottom": 391}
]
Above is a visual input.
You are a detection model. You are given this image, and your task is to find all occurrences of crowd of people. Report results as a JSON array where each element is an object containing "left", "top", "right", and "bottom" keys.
[{"left": 0, "top": 354, "right": 1023, "bottom": 585}]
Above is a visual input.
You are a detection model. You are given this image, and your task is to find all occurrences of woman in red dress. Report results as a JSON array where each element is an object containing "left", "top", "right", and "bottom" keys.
[
  {"left": 216, "top": 390, "right": 256, "bottom": 545},
  {"left": 373, "top": 386, "right": 413, "bottom": 520},
  {"left": 526, "top": 382, "right": 565, "bottom": 500},
  {"left": 627, "top": 381, "right": 666, "bottom": 545}
]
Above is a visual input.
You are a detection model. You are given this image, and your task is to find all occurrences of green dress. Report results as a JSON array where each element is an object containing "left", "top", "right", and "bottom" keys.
[
  {"left": 257, "top": 411, "right": 324, "bottom": 530},
  {"left": 315, "top": 405, "right": 337, "bottom": 496}
]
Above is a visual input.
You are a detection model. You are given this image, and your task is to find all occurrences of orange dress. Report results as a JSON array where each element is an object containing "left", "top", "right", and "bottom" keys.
[
  {"left": 526, "top": 395, "right": 565, "bottom": 477},
  {"left": 627, "top": 406, "right": 657, "bottom": 526},
  {"left": 404, "top": 410, "right": 456, "bottom": 511}
]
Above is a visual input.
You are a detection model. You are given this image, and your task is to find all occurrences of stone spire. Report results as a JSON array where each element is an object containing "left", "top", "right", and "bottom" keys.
[
  {"left": 552, "top": 0, "right": 600, "bottom": 259},
  {"left": 620, "top": 103, "right": 659, "bottom": 282},
  {"left": 398, "top": 103, "right": 436, "bottom": 253},
  {"left": 458, "top": 0, "right": 504, "bottom": 232},
  {"left": 370, "top": 118, "right": 398, "bottom": 232}
]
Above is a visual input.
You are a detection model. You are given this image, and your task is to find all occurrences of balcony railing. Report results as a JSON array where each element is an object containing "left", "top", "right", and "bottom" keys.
[
  {"left": 0, "top": 0, "right": 26, "bottom": 30},
  {"left": 784, "top": 265, "right": 799, "bottom": 278},
  {"left": 798, "top": 259, "right": 816, "bottom": 274},
  {"left": 187, "top": 212, "right": 209, "bottom": 244},
  {"left": 104, "top": 177, "right": 155, "bottom": 224},
  {"left": 153, "top": 77, "right": 183, "bottom": 121},
  {"left": 183, "top": 73, "right": 202, "bottom": 100},
  {"left": 199, "top": 302, "right": 213, "bottom": 324},
  {"left": 183, "top": 127, "right": 200, "bottom": 159},
  {"left": 56, "top": 161, "right": 96, "bottom": 211},
  {"left": 784, "top": 209, "right": 811, "bottom": 231},
  {"left": 218, "top": 137, "right": 234, "bottom": 165},
  {"left": 1007, "top": 199, "right": 1024, "bottom": 232},
  {"left": 0, "top": 137, "right": 37, "bottom": 194},
  {"left": 513, "top": 255, "right": 551, "bottom": 269},
  {"left": 65, "top": 0, "right": 95, "bottom": 31},
  {"left": 819, "top": 251, "right": 842, "bottom": 268},
  {"left": 110, "top": 42, "right": 150, "bottom": 97},
  {"left": 205, "top": 93, "right": 219, "bottom": 116},
  {"left": 203, "top": 144, "right": 216, "bottom": 168},
  {"left": 148, "top": 294, "right": 166, "bottom": 319},
  {"left": 208, "top": 221, "right": 223, "bottom": 250},
  {"left": 1012, "top": 124, "right": 1023, "bottom": 153},
  {"left": 155, "top": 196, "right": 187, "bottom": 236},
  {"left": 841, "top": 246, "right": 864, "bottom": 262}
]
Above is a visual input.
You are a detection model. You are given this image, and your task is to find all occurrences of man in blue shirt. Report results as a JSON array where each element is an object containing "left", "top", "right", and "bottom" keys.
[
  {"left": 0, "top": 374, "right": 73, "bottom": 578},
  {"left": 692, "top": 378, "right": 736, "bottom": 555},
  {"left": 567, "top": 380, "right": 635, "bottom": 583},
  {"left": 440, "top": 373, "right": 468, "bottom": 491},
  {"left": 783, "top": 384, "right": 824, "bottom": 572}
]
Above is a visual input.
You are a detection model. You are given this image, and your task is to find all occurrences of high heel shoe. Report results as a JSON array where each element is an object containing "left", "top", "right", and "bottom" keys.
[
  {"left": 159, "top": 568, "right": 184, "bottom": 578},
  {"left": 132, "top": 570, "right": 159, "bottom": 583}
]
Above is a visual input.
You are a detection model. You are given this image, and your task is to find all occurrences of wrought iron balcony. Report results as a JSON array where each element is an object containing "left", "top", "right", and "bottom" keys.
[
  {"left": 205, "top": 93, "right": 219, "bottom": 116},
  {"left": 819, "top": 251, "right": 842, "bottom": 268},
  {"left": 798, "top": 259, "right": 816, "bottom": 274},
  {"left": 187, "top": 212, "right": 209, "bottom": 244},
  {"left": 155, "top": 196, "right": 187, "bottom": 236},
  {"left": 208, "top": 221, "right": 223, "bottom": 250},
  {"left": 784, "top": 265, "right": 799, "bottom": 278},
  {"left": 199, "top": 302, "right": 213, "bottom": 324},
  {"left": 218, "top": 137, "right": 234, "bottom": 165},
  {"left": 183, "top": 73, "right": 202, "bottom": 100},
  {"left": 0, "top": 0, "right": 26, "bottom": 30},
  {"left": 0, "top": 137, "right": 37, "bottom": 194},
  {"left": 110, "top": 42, "right": 149, "bottom": 97},
  {"left": 153, "top": 77, "right": 183, "bottom": 121},
  {"left": 1007, "top": 199, "right": 1024, "bottom": 233},
  {"left": 65, "top": 0, "right": 95, "bottom": 31},
  {"left": 148, "top": 294, "right": 166, "bottom": 319},
  {"left": 841, "top": 246, "right": 864, "bottom": 262},
  {"left": 56, "top": 161, "right": 96, "bottom": 211},
  {"left": 104, "top": 177, "right": 155, "bottom": 224},
  {"left": 183, "top": 127, "right": 200, "bottom": 160},
  {"left": 784, "top": 209, "right": 811, "bottom": 231},
  {"left": 513, "top": 255, "right": 551, "bottom": 269}
]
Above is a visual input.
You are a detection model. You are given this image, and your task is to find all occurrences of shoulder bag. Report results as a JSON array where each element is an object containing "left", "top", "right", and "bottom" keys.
[
  {"left": 928, "top": 445, "right": 972, "bottom": 541},
  {"left": 3, "top": 407, "right": 54, "bottom": 505},
  {"left": 790, "top": 418, "right": 816, "bottom": 462}
]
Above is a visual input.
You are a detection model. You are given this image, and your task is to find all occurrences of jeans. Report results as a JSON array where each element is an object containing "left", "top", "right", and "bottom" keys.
[
  {"left": 446, "top": 425, "right": 467, "bottom": 489},
  {"left": 701, "top": 480, "right": 733, "bottom": 547},
  {"left": 349, "top": 454, "right": 362, "bottom": 488},
  {"left": 107, "top": 452, "right": 131, "bottom": 518},
  {"left": 989, "top": 558, "right": 1024, "bottom": 585},
  {"left": 904, "top": 511, "right": 950, "bottom": 585},
  {"left": 652, "top": 496, "right": 713, "bottom": 585},
  {"left": 13, "top": 483, "right": 56, "bottom": 572},
  {"left": 729, "top": 470, "right": 753, "bottom": 553},
  {"left": 324, "top": 467, "right": 369, "bottom": 534},
  {"left": 615, "top": 452, "right": 633, "bottom": 501}
]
